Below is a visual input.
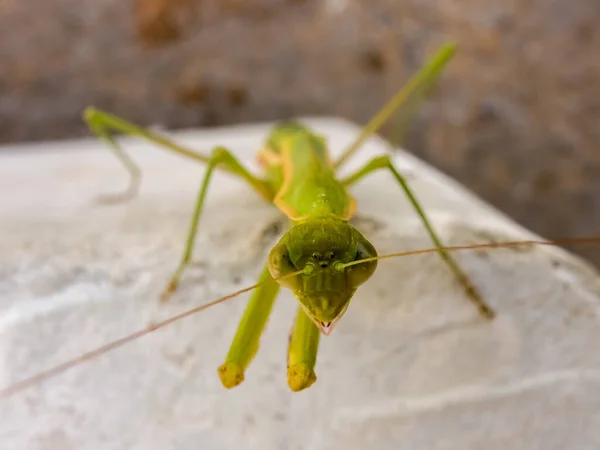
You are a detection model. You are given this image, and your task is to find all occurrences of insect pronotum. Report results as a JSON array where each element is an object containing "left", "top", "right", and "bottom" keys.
[{"left": 2, "top": 43, "right": 599, "bottom": 398}]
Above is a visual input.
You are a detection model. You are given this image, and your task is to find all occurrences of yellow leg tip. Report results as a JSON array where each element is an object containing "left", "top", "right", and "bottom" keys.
[
  {"left": 287, "top": 363, "right": 317, "bottom": 392},
  {"left": 218, "top": 362, "right": 245, "bottom": 389}
]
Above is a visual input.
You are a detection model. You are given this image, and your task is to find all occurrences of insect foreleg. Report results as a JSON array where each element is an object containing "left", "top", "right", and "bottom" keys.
[
  {"left": 341, "top": 155, "right": 495, "bottom": 319},
  {"left": 287, "top": 306, "right": 320, "bottom": 392},
  {"left": 217, "top": 264, "right": 280, "bottom": 388},
  {"left": 161, "top": 146, "right": 272, "bottom": 300},
  {"left": 83, "top": 107, "right": 213, "bottom": 203}
]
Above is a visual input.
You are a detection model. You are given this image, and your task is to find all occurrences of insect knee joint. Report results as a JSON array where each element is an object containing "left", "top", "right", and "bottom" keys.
[
  {"left": 371, "top": 155, "right": 391, "bottom": 169},
  {"left": 82, "top": 106, "right": 100, "bottom": 123},
  {"left": 211, "top": 146, "right": 231, "bottom": 162}
]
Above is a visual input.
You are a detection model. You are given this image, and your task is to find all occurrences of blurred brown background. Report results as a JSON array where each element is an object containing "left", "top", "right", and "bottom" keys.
[{"left": 1, "top": 0, "right": 599, "bottom": 265}]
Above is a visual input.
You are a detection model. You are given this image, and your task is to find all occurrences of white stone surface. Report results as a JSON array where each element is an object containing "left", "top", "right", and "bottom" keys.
[{"left": 1, "top": 118, "right": 599, "bottom": 450}]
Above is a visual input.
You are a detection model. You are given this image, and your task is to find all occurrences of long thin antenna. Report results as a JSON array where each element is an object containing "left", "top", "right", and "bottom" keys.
[
  {"left": 2, "top": 236, "right": 599, "bottom": 399},
  {"left": 344, "top": 236, "right": 600, "bottom": 268},
  {"left": 0, "top": 270, "right": 298, "bottom": 399}
]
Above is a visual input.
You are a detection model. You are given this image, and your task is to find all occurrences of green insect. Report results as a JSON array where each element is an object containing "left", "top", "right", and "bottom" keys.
[
  {"left": 1, "top": 42, "right": 515, "bottom": 398},
  {"left": 84, "top": 42, "right": 494, "bottom": 392}
]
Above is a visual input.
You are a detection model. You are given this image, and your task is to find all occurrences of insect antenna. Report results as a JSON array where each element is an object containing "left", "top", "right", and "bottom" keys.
[
  {"left": 0, "top": 270, "right": 303, "bottom": 399},
  {"left": 343, "top": 235, "right": 600, "bottom": 269}
]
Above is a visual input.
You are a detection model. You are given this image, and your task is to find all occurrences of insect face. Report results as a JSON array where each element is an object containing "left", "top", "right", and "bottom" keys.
[{"left": 268, "top": 217, "right": 377, "bottom": 334}]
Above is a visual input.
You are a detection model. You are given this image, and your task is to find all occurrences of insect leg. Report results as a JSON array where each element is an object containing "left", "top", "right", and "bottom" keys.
[
  {"left": 217, "top": 264, "right": 280, "bottom": 388},
  {"left": 341, "top": 155, "right": 495, "bottom": 319},
  {"left": 83, "top": 107, "right": 214, "bottom": 203},
  {"left": 287, "top": 306, "right": 320, "bottom": 392},
  {"left": 161, "top": 146, "right": 272, "bottom": 300},
  {"left": 333, "top": 43, "right": 456, "bottom": 170}
]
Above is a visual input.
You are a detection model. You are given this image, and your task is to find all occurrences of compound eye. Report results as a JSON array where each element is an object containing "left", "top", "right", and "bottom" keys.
[
  {"left": 268, "top": 242, "right": 298, "bottom": 289},
  {"left": 346, "top": 238, "right": 378, "bottom": 288}
]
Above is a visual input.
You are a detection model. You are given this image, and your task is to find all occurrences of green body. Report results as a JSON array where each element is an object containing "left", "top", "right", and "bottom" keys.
[
  {"left": 260, "top": 125, "right": 377, "bottom": 332},
  {"left": 83, "top": 43, "right": 494, "bottom": 393},
  {"left": 262, "top": 124, "right": 354, "bottom": 220}
]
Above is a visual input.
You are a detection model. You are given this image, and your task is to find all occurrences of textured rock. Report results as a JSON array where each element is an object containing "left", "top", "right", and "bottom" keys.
[{"left": 1, "top": 119, "right": 600, "bottom": 449}]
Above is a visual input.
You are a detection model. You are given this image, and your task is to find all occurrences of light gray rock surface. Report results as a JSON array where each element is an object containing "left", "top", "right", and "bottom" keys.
[{"left": 1, "top": 118, "right": 599, "bottom": 449}]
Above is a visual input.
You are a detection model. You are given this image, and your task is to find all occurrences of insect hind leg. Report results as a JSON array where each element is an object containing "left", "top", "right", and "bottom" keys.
[
  {"left": 83, "top": 107, "right": 212, "bottom": 204},
  {"left": 333, "top": 43, "right": 456, "bottom": 170}
]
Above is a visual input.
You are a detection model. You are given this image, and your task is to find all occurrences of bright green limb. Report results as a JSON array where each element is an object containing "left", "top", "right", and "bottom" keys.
[
  {"left": 83, "top": 107, "right": 223, "bottom": 203},
  {"left": 161, "top": 146, "right": 272, "bottom": 300},
  {"left": 287, "top": 307, "right": 320, "bottom": 392},
  {"left": 333, "top": 43, "right": 456, "bottom": 170},
  {"left": 218, "top": 265, "right": 280, "bottom": 388},
  {"left": 386, "top": 56, "right": 449, "bottom": 149},
  {"left": 342, "top": 155, "right": 495, "bottom": 319}
]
